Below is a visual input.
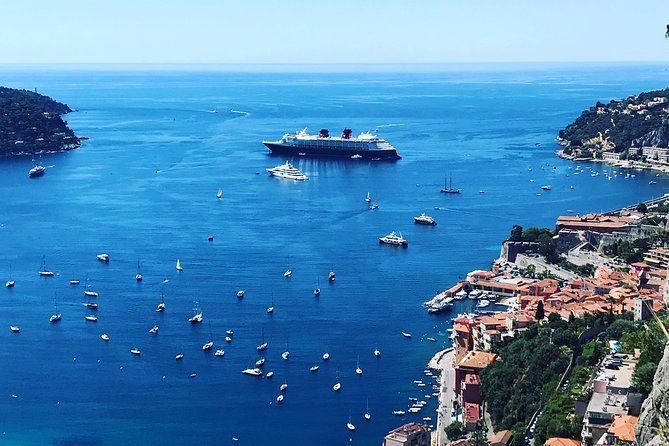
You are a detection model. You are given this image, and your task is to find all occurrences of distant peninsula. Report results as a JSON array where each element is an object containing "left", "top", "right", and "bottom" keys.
[
  {"left": 556, "top": 87, "right": 669, "bottom": 170},
  {"left": 0, "top": 86, "right": 80, "bottom": 157}
]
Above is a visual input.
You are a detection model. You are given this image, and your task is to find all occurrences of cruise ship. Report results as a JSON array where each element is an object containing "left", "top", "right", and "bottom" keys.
[{"left": 263, "top": 128, "right": 401, "bottom": 160}]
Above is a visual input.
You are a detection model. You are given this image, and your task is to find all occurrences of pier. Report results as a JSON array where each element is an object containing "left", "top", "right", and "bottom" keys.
[{"left": 429, "top": 348, "right": 456, "bottom": 446}]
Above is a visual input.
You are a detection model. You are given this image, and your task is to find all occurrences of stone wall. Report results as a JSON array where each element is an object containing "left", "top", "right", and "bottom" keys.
[{"left": 635, "top": 345, "right": 669, "bottom": 445}]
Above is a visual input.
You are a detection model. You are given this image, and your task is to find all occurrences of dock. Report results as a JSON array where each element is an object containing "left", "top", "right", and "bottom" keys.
[{"left": 429, "top": 348, "right": 456, "bottom": 446}]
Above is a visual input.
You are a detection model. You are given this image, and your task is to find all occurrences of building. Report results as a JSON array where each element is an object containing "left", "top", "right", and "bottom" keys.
[
  {"left": 544, "top": 439, "right": 580, "bottom": 446},
  {"left": 601, "top": 414, "right": 637, "bottom": 444},
  {"left": 461, "top": 373, "right": 482, "bottom": 406},
  {"left": 383, "top": 423, "right": 431, "bottom": 446},
  {"left": 489, "top": 429, "right": 512, "bottom": 446},
  {"left": 633, "top": 297, "right": 653, "bottom": 321},
  {"left": 642, "top": 146, "right": 669, "bottom": 164},
  {"left": 463, "top": 402, "right": 481, "bottom": 431},
  {"left": 601, "top": 151, "right": 621, "bottom": 163},
  {"left": 643, "top": 247, "right": 669, "bottom": 269},
  {"left": 581, "top": 354, "right": 639, "bottom": 445},
  {"left": 555, "top": 214, "right": 634, "bottom": 234},
  {"left": 454, "top": 351, "right": 498, "bottom": 393}
]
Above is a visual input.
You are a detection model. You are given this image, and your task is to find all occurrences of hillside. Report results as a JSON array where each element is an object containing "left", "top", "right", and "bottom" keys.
[
  {"left": 0, "top": 86, "right": 80, "bottom": 156},
  {"left": 557, "top": 88, "right": 669, "bottom": 160}
]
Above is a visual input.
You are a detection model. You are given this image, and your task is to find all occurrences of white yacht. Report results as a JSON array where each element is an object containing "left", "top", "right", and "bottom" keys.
[
  {"left": 282, "top": 351, "right": 289, "bottom": 360},
  {"left": 266, "top": 371, "right": 274, "bottom": 378},
  {"left": 310, "top": 365, "right": 320, "bottom": 372},
  {"left": 236, "top": 290, "right": 245, "bottom": 298},
  {"left": 365, "top": 192, "right": 371, "bottom": 203},
  {"left": 476, "top": 299, "right": 490, "bottom": 308},
  {"left": 135, "top": 261, "right": 142, "bottom": 281},
  {"left": 175, "top": 354, "right": 184, "bottom": 360},
  {"left": 10, "top": 325, "right": 20, "bottom": 333},
  {"left": 85, "top": 315, "right": 97, "bottom": 322},
  {"left": 130, "top": 348, "right": 141, "bottom": 355},
  {"left": 379, "top": 232, "right": 408, "bottom": 247},
  {"left": 322, "top": 352, "right": 330, "bottom": 360},
  {"left": 374, "top": 349, "right": 381, "bottom": 357},
  {"left": 214, "top": 349, "right": 224, "bottom": 357},
  {"left": 84, "top": 290, "right": 98, "bottom": 297},
  {"left": 216, "top": 188, "right": 222, "bottom": 199},
  {"left": 176, "top": 259, "right": 183, "bottom": 271},
  {"left": 50, "top": 313, "right": 61, "bottom": 323},
  {"left": 414, "top": 213, "right": 437, "bottom": 226},
  {"left": 402, "top": 332, "right": 412, "bottom": 338},
  {"left": 280, "top": 382, "right": 288, "bottom": 392},
  {"left": 97, "top": 253, "right": 110, "bottom": 262},
  {"left": 276, "top": 394, "right": 284, "bottom": 403},
  {"left": 541, "top": 185, "right": 552, "bottom": 190},
  {"left": 328, "top": 271, "right": 335, "bottom": 282},
  {"left": 266, "top": 161, "right": 308, "bottom": 181},
  {"left": 202, "top": 341, "right": 214, "bottom": 351},
  {"left": 69, "top": 279, "right": 80, "bottom": 285},
  {"left": 101, "top": 333, "right": 110, "bottom": 342},
  {"left": 242, "top": 368, "right": 262, "bottom": 376},
  {"left": 284, "top": 269, "right": 292, "bottom": 278},
  {"left": 393, "top": 410, "right": 406, "bottom": 416},
  {"left": 255, "top": 358, "right": 265, "bottom": 367},
  {"left": 333, "top": 382, "right": 341, "bottom": 391},
  {"left": 149, "top": 325, "right": 159, "bottom": 334}
]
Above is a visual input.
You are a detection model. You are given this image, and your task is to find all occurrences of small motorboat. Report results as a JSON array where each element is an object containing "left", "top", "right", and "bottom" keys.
[
  {"left": 85, "top": 315, "right": 98, "bottom": 322},
  {"left": 215, "top": 349, "right": 224, "bottom": 356},
  {"left": 216, "top": 188, "right": 222, "bottom": 199},
  {"left": 276, "top": 394, "right": 284, "bottom": 403},
  {"left": 393, "top": 410, "right": 406, "bottom": 416},
  {"left": 29, "top": 162, "right": 46, "bottom": 178},
  {"left": 333, "top": 382, "right": 341, "bottom": 391},
  {"left": 176, "top": 259, "right": 183, "bottom": 271},
  {"left": 226, "top": 330, "right": 234, "bottom": 336},
  {"left": 242, "top": 368, "right": 262, "bottom": 376},
  {"left": 96, "top": 254, "right": 110, "bottom": 263},
  {"left": 236, "top": 290, "right": 245, "bottom": 298},
  {"left": 149, "top": 325, "right": 159, "bottom": 334},
  {"left": 374, "top": 349, "right": 381, "bottom": 357},
  {"left": 69, "top": 279, "right": 80, "bottom": 285},
  {"left": 225, "top": 336, "right": 232, "bottom": 343},
  {"left": 347, "top": 419, "right": 356, "bottom": 431},
  {"left": 10, "top": 326, "right": 20, "bottom": 333},
  {"left": 50, "top": 313, "right": 61, "bottom": 323},
  {"left": 84, "top": 290, "right": 98, "bottom": 297},
  {"left": 284, "top": 269, "right": 292, "bottom": 278},
  {"left": 84, "top": 302, "right": 98, "bottom": 310},
  {"left": 266, "top": 371, "right": 274, "bottom": 378},
  {"left": 189, "top": 373, "right": 197, "bottom": 379},
  {"left": 130, "top": 348, "right": 141, "bottom": 355},
  {"left": 257, "top": 342, "right": 268, "bottom": 352},
  {"left": 255, "top": 358, "right": 265, "bottom": 367},
  {"left": 267, "top": 305, "right": 274, "bottom": 314},
  {"left": 189, "top": 312, "right": 203, "bottom": 324},
  {"left": 202, "top": 341, "right": 214, "bottom": 351},
  {"left": 541, "top": 185, "right": 552, "bottom": 191},
  {"left": 280, "top": 383, "right": 288, "bottom": 392},
  {"left": 370, "top": 203, "right": 379, "bottom": 210},
  {"left": 328, "top": 271, "right": 335, "bottom": 282},
  {"left": 281, "top": 351, "right": 289, "bottom": 360},
  {"left": 175, "top": 354, "right": 184, "bottom": 360},
  {"left": 310, "top": 365, "right": 320, "bottom": 372},
  {"left": 156, "top": 302, "right": 165, "bottom": 312},
  {"left": 426, "top": 337, "right": 437, "bottom": 342},
  {"left": 314, "top": 288, "right": 320, "bottom": 296},
  {"left": 100, "top": 333, "right": 110, "bottom": 342},
  {"left": 6, "top": 280, "right": 14, "bottom": 288},
  {"left": 135, "top": 261, "right": 142, "bottom": 281},
  {"left": 207, "top": 235, "right": 214, "bottom": 241},
  {"left": 322, "top": 353, "right": 330, "bottom": 360},
  {"left": 402, "top": 332, "right": 412, "bottom": 338}
]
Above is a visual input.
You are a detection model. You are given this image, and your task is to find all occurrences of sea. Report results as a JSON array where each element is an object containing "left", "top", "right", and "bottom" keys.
[{"left": 0, "top": 63, "right": 667, "bottom": 445}]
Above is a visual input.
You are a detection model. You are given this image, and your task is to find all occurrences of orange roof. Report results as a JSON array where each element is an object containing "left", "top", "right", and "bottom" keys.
[
  {"left": 607, "top": 415, "right": 638, "bottom": 442},
  {"left": 544, "top": 438, "right": 580, "bottom": 446},
  {"left": 464, "top": 402, "right": 480, "bottom": 422},
  {"left": 457, "top": 351, "right": 498, "bottom": 370},
  {"left": 464, "top": 373, "right": 480, "bottom": 385},
  {"left": 489, "top": 430, "right": 512, "bottom": 445}
]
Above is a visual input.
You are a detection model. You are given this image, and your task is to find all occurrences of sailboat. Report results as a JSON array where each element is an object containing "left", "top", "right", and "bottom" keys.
[
  {"left": 374, "top": 349, "right": 381, "bottom": 357},
  {"left": 440, "top": 174, "right": 461, "bottom": 194},
  {"left": 267, "top": 294, "right": 274, "bottom": 314},
  {"left": 176, "top": 259, "right": 183, "bottom": 271},
  {"left": 202, "top": 323, "right": 214, "bottom": 350},
  {"left": 365, "top": 192, "right": 371, "bottom": 203},
  {"left": 156, "top": 284, "right": 166, "bottom": 312},
  {"left": 314, "top": 277, "right": 320, "bottom": 296},
  {"left": 347, "top": 416, "right": 356, "bottom": 431},
  {"left": 149, "top": 325, "right": 158, "bottom": 334},
  {"left": 39, "top": 256, "right": 54, "bottom": 276},
  {"left": 280, "top": 381, "right": 288, "bottom": 392},
  {"left": 364, "top": 399, "right": 371, "bottom": 420},
  {"left": 84, "top": 276, "right": 98, "bottom": 297},
  {"left": 281, "top": 339, "right": 289, "bottom": 360},
  {"left": 135, "top": 261, "right": 142, "bottom": 281},
  {"left": 216, "top": 188, "right": 222, "bottom": 199},
  {"left": 355, "top": 355, "right": 363, "bottom": 376},
  {"left": 257, "top": 328, "right": 268, "bottom": 351},
  {"left": 283, "top": 268, "right": 292, "bottom": 278},
  {"left": 329, "top": 270, "right": 335, "bottom": 282},
  {"left": 333, "top": 371, "right": 341, "bottom": 391},
  {"left": 189, "top": 302, "right": 203, "bottom": 323},
  {"left": 49, "top": 293, "right": 61, "bottom": 323},
  {"left": 6, "top": 263, "right": 14, "bottom": 288}
]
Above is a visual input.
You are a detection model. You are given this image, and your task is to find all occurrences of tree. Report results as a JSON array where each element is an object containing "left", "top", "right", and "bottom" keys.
[
  {"left": 666, "top": 24, "right": 669, "bottom": 38},
  {"left": 633, "top": 362, "right": 658, "bottom": 395},
  {"left": 509, "top": 225, "right": 523, "bottom": 242},
  {"left": 637, "top": 202, "right": 648, "bottom": 214},
  {"left": 535, "top": 300, "right": 545, "bottom": 321},
  {"left": 606, "top": 319, "right": 635, "bottom": 340},
  {"left": 469, "top": 422, "right": 489, "bottom": 446},
  {"left": 445, "top": 421, "right": 466, "bottom": 441}
]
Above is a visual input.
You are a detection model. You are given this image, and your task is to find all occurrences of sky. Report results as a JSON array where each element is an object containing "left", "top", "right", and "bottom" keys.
[{"left": 1, "top": 0, "right": 668, "bottom": 64}]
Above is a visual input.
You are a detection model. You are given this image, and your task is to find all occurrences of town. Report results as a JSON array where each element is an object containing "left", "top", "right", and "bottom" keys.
[{"left": 382, "top": 194, "right": 669, "bottom": 446}]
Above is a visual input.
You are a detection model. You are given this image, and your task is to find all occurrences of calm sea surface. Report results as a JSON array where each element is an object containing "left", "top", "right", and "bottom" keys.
[{"left": 0, "top": 64, "right": 667, "bottom": 445}]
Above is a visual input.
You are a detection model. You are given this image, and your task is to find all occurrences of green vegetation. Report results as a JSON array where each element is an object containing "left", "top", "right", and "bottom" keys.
[
  {"left": 0, "top": 86, "right": 79, "bottom": 156},
  {"left": 603, "top": 238, "right": 650, "bottom": 264},
  {"left": 558, "top": 88, "right": 669, "bottom": 151},
  {"left": 444, "top": 421, "right": 466, "bottom": 441},
  {"left": 620, "top": 316, "right": 669, "bottom": 396}
]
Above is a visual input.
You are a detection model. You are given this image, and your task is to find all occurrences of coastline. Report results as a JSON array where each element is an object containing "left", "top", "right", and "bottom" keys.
[{"left": 555, "top": 148, "right": 669, "bottom": 173}]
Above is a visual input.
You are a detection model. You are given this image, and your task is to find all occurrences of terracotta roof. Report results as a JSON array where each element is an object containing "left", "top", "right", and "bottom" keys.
[
  {"left": 457, "top": 351, "right": 498, "bottom": 370},
  {"left": 544, "top": 438, "right": 580, "bottom": 446},
  {"left": 607, "top": 414, "right": 638, "bottom": 442},
  {"left": 464, "top": 402, "right": 480, "bottom": 422},
  {"left": 489, "top": 430, "right": 512, "bottom": 445}
]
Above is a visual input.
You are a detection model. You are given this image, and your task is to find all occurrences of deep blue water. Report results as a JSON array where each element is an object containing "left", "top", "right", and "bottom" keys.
[{"left": 0, "top": 64, "right": 668, "bottom": 445}]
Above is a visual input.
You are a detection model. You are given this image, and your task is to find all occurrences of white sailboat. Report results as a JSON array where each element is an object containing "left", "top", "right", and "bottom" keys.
[
  {"left": 364, "top": 399, "right": 371, "bottom": 420},
  {"left": 175, "top": 259, "right": 183, "bottom": 271},
  {"left": 202, "top": 323, "right": 214, "bottom": 350},
  {"left": 257, "top": 328, "right": 268, "bottom": 351},
  {"left": 156, "top": 283, "right": 166, "bottom": 312},
  {"left": 216, "top": 188, "right": 222, "bottom": 199},
  {"left": 281, "top": 339, "right": 289, "bottom": 360},
  {"left": 5, "top": 263, "right": 14, "bottom": 288},
  {"left": 365, "top": 192, "right": 371, "bottom": 203},
  {"left": 355, "top": 355, "right": 363, "bottom": 376},
  {"left": 50, "top": 293, "right": 61, "bottom": 323},
  {"left": 149, "top": 325, "right": 159, "bottom": 334},
  {"left": 267, "top": 294, "right": 274, "bottom": 314},
  {"left": 347, "top": 416, "right": 356, "bottom": 431},
  {"left": 333, "top": 372, "right": 341, "bottom": 391},
  {"left": 135, "top": 260, "right": 142, "bottom": 281},
  {"left": 189, "top": 301, "right": 203, "bottom": 324},
  {"left": 84, "top": 276, "right": 98, "bottom": 297},
  {"left": 39, "top": 256, "right": 54, "bottom": 276},
  {"left": 374, "top": 349, "right": 381, "bottom": 357},
  {"left": 314, "top": 277, "right": 320, "bottom": 296}
]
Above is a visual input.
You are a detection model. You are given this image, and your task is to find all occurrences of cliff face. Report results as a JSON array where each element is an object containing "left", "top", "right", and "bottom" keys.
[
  {"left": 636, "top": 345, "right": 669, "bottom": 445},
  {"left": 632, "top": 125, "right": 669, "bottom": 149}
]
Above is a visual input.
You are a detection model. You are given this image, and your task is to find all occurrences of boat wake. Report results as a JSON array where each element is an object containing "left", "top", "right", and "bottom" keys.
[
  {"left": 230, "top": 109, "right": 250, "bottom": 117},
  {"left": 375, "top": 123, "right": 405, "bottom": 129}
]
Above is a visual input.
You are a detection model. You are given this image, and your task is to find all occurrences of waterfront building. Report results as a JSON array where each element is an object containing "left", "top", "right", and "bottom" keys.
[
  {"left": 383, "top": 423, "right": 431, "bottom": 446},
  {"left": 454, "top": 351, "right": 497, "bottom": 394},
  {"left": 463, "top": 402, "right": 481, "bottom": 431},
  {"left": 461, "top": 373, "right": 482, "bottom": 406},
  {"left": 555, "top": 214, "right": 634, "bottom": 233}
]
